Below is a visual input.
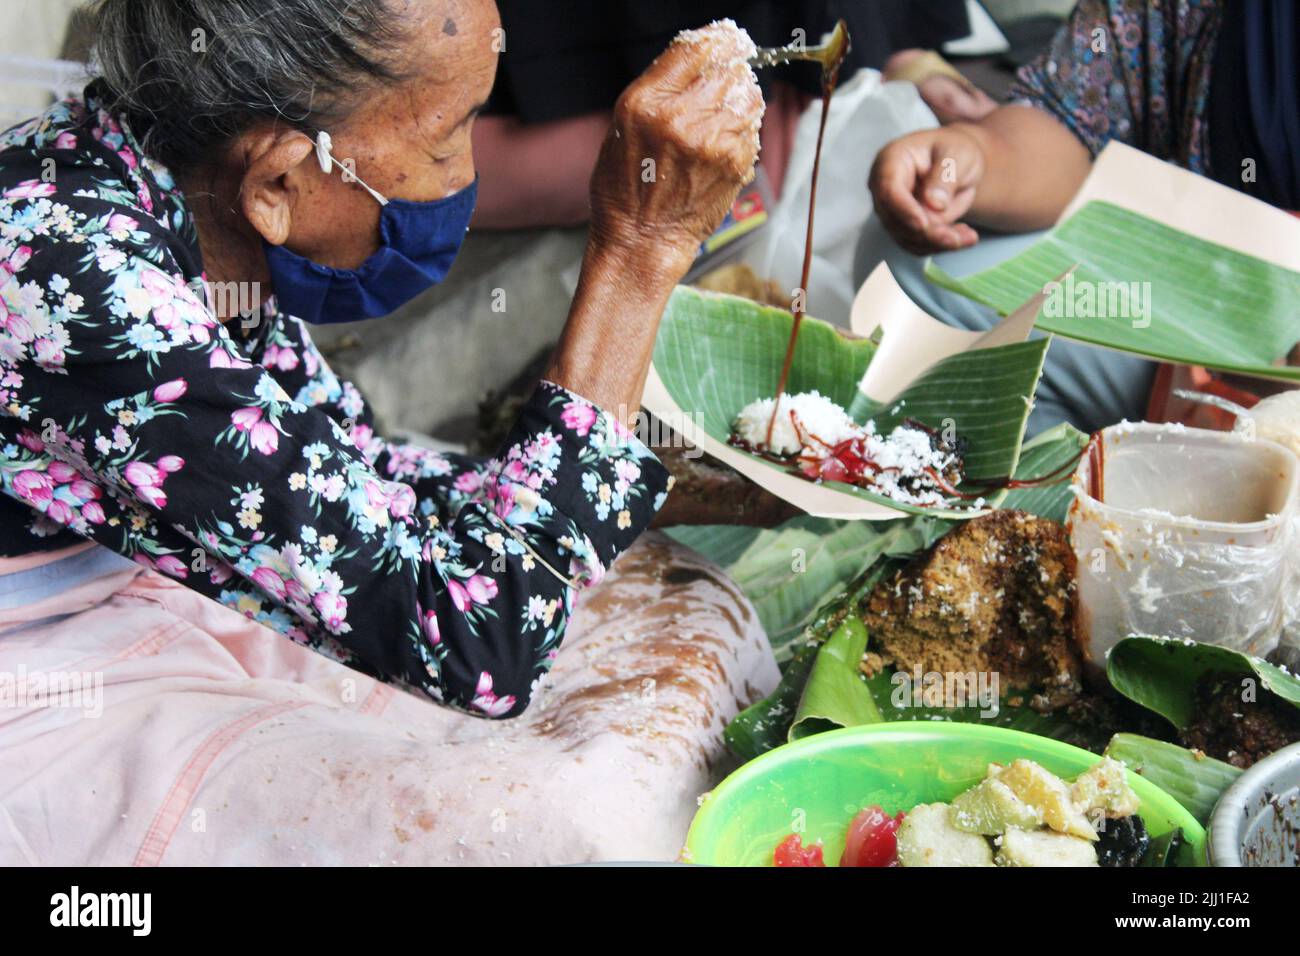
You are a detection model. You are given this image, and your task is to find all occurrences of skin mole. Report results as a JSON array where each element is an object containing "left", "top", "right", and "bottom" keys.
[{"left": 443, "top": 17, "right": 457, "bottom": 36}]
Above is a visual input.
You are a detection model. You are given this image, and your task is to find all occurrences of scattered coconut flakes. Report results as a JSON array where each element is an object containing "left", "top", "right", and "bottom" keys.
[
  {"left": 732, "top": 391, "right": 962, "bottom": 507},
  {"left": 673, "top": 18, "right": 758, "bottom": 66},
  {"left": 671, "top": 18, "right": 765, "bottom": 165},
  {"left": 844, "top": 420, "right": 961, "bottom": 507}
]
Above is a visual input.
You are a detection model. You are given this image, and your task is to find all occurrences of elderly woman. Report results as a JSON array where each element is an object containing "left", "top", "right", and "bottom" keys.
[{"left": 0, "top": 1, "right": 774, "bottom": 864}]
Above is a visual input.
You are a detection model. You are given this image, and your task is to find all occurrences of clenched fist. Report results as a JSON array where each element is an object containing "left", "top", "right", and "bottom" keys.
[
  {"left": 589, "top": 20, "right": 765, "bottom": 266},
  {"left": 546, "top": 21, "right": 766, "bottom": 420},
  {"left": 870, "top": 127, "right": 986, "bottom": 256}
]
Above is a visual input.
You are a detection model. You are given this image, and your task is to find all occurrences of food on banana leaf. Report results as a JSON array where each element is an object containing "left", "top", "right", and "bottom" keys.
[
  {"left": 1179, "top": 672, "right": 1300, "bottom": 768},
  {"left": 732, "top": 391, "right": 859, "bottom": 458},
  {"left": 730, "top": 391, "right": 966, "bottom": 507},
  {"left": 861, "top": 510, "right": 1081, "bottom": 709},
  {"left": 1107, "top": 637, "right": 1300, "bottom": 769},
  {"left": 770, "top": 757, "right": 1144, "bottom": 867}
]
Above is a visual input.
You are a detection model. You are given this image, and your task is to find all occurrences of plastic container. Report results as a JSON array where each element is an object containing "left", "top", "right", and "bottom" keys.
[
  {"left": 1238, "top": 393, "right": 1300, "bottom": 668},
  {"left": 1209, "top": 740, "right": 1300, "bottom": 867},
  {"left": 1068, "top": 423, "right": 1299, "bottom": 669},
  {"left": 683, "top": 723, "right": 1205, "bottom": 866}
]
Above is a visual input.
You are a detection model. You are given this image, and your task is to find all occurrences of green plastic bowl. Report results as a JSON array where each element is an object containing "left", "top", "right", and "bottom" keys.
[{"left": 685, "top": 723, "right": 1206, "bottom": 866}]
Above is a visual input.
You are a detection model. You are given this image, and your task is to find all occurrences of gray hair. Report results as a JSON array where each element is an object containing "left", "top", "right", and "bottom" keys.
[{"left": 91, "top": 0, "right": 416, "bottom": 173}]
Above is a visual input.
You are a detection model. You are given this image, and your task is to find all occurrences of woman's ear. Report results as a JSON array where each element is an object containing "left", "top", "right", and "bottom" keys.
[{"left": 237, "top": 128, "right": 317, "bottom": 246}]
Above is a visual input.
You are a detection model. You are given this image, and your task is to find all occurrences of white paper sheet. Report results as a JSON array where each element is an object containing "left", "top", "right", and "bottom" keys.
[{"left": 1062, "top": 142, "right": 1300, "bottom": 271}]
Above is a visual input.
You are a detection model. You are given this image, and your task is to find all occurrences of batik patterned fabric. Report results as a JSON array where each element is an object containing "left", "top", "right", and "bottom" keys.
[
  {"left": 0, "top": 85, "right": 670, "bottom": 718},
  {"left": 1011, "top": 0, "right": 1223, "bottom": 172}
]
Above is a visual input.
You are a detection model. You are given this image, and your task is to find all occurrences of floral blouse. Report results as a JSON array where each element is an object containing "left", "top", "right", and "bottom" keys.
[
  {"left": 1011, "top": 0, "right": 1222, "bottom": 174},
  {"left": 0, "top": 86, "right": 671, "bottom": 718}
]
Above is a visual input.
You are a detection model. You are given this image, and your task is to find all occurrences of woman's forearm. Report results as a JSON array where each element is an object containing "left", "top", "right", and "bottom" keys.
[
  {"left": 959, "top": 105, "right": 1094, "bottom": 233},
  {"left": 545, "top": 237, "right": 694, "bottom": 423},
  {"left": 545, "top": 21, "right": 763, "bottom": 422}
]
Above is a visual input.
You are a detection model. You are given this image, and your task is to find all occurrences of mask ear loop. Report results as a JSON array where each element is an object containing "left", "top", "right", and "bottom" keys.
[{"left": 314, "top": 131, "right": 390, "bottom": 206}]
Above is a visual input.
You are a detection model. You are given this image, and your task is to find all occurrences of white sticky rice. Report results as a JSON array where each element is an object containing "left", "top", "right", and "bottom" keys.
[
  {"left": 733, "top": 391, "right": 961, "bottom": 506},
  {"left": 732, "top": 391, "right": 859, "bottom": 456}
]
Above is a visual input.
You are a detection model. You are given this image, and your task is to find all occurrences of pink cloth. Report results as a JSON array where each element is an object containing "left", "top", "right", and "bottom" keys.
[{"left": 0, "top": 533, "right": 777, "bottom": 865}]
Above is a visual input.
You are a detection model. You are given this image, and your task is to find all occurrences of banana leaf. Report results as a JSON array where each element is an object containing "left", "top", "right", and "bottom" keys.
[
  {"left": 1107, "top": 635, "right": 1300, "bottom": 731},
  {"left": 1104, "top": 733, "right": 1241, "bottom": 827},
  {"left": 723, "top": 641, "right": 818, "bottom": 760},
  {"left": 709, "top": 425, "right": 1092, "bottom": 759},
  {"left": 997, "top": 422, "right": 1089, "bottom": 523},
  {"left": 788, "top": 618, "right": 880, "bottom": 740},
  {"left": 667, "top": 515, "right": 949, "bottom": 659},
  {"left": 723, "top": 557, "right": 906, "bottom": 760},
  {"left": 861, "top": 673, "right": 1111, "bottom": 754},
  {"left": 928, "top": 201, "right": 1300, "bottom": 384},
  {"left": 648, "top": 286, "right": 1050, "bottom": 518},
  {"left": 669, "top": 423, "right": 1086, "bottom": 658}
]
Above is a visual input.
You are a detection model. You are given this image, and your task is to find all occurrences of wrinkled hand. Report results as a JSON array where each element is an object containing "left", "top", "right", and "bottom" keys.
[
  {"left": 870, "top": 126, "right": 986, "bottom": 256},
  {"left": 589, "top": 22, "right": 765, "bottom": 272}
]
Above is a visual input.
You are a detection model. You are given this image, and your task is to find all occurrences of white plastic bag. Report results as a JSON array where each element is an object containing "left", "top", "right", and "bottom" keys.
[{"left": 742, "top": 69, "right": 937, "bottom": 327}]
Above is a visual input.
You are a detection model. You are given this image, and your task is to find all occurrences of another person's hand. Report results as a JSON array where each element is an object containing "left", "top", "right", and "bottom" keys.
[
  {"left": 869, "top": 126, "right": 986, "bottom": 256},
  {"left": 588, "top": 22, "right": 764, "bottom": 274}
]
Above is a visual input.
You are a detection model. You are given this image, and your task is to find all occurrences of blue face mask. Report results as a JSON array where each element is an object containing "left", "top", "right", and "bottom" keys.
[{"left": 263, "top": 131, "right": 477, "bottom": 324}]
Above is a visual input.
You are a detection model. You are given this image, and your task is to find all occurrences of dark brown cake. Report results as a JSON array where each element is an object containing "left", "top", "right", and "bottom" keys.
[{"left": 862, "top": 510, "right": 1081, "bottom": 710}]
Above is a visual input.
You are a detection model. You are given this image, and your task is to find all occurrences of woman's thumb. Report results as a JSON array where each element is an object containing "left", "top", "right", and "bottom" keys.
[{"left": 920, "top": 152, "right": 961, "bottom": 211}]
